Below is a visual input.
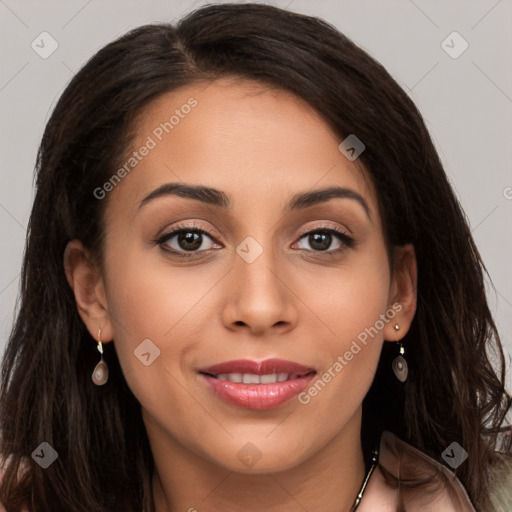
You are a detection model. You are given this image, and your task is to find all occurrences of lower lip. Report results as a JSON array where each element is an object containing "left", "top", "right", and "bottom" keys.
[{"left": 199, "top": 373, "right": 316, "bottom": 410}]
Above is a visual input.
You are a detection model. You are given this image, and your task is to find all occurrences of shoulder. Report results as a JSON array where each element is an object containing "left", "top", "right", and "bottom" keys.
[
  {"left": 488, "top": 452, "right": 512, "bottom": 512},
  {"left": 360, "top": 430, "right": 477, "bottom": 511}
]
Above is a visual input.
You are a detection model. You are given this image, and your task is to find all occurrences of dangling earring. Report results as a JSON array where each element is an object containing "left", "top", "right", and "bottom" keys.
[
  {"left": 391, "top": 324, "right": 408, "bottom": 383},
  {"left": 92, "top": 329, "right": 109, "bottom": 386}
]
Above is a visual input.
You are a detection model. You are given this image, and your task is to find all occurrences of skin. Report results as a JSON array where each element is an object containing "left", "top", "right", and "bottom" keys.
[{"left": 65, "top": 78, "right": 417, "bottom": 512}]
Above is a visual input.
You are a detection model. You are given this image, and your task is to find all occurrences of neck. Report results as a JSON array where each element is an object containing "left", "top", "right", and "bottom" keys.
[{"left": 146, "top": 409, "right": 366, "bottom": 512}]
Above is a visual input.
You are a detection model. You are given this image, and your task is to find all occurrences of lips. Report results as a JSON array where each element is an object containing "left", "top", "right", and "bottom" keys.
[
  {"left": 199, "top": 358, "right": 315, "bottom": 376},
  {"left": 198, "top": 358, "right": 316, "bottom": 410}
]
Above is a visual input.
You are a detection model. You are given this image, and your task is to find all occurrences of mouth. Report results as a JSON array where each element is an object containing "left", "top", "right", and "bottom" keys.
[
  {"left": 202, "top": 372, "right": 314, "bottom": 384},
  {"left": 198, "top": 358, "right": 317, "bottom": 410}
]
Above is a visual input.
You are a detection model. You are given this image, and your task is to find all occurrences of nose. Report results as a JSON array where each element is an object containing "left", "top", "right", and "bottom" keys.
[{"left": 220, "top": 240, "right": 299, "bottom": 337}]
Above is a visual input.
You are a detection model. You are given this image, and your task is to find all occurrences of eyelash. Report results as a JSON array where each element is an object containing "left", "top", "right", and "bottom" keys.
[{"left": 154, "top": 222, "right": 355, "bottom": 258}]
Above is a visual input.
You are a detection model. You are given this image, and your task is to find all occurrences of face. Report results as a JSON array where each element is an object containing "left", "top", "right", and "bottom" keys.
[{"left": 69, "top": 78, "right": 415, "bottom": 474}]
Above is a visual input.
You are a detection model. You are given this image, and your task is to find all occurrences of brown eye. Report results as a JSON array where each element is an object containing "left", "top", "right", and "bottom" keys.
[
  {"left": 174, "top": 231, "right": 203, "bottom": 251},
  {"left": 295, "top": 228, "right": 354, "bottom": 253},
  {"left": 156, "top": 227, "right": 220, "bottom": 256},
  {"left": 307, "top": 232, "right": 333, "bottom": 251}
]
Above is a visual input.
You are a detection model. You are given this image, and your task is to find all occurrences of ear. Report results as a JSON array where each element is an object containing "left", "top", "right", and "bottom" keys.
[
  {"left": 63, "top": 240, "right": 114, "bottom": 344},
  {"left": 383, "top": 244, "right": 417, "bottom": 342}
]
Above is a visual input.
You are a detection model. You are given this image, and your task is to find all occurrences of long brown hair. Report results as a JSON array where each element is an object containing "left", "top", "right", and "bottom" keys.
[{"left": 1, "top": 4, "right": 510, "bottom": 511}]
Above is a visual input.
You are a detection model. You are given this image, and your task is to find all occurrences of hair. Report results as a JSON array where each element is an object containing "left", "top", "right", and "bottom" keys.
[{"left": 1, "top": 3, "right": 510, "bottom": 511}]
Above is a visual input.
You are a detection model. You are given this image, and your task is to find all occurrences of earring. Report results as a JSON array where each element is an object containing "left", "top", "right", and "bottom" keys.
[
  {"left": 391, "top": 324, "right": 408, "bottom": 383},
  {"left": 92, "top": 329, "right": 109, "bottom": 386}
]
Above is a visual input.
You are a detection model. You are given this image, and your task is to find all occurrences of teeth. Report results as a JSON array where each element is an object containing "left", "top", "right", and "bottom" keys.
[
  {"left": 213, "top": 373, "right": 299, "bottom": 384},
  {"left": 242, "top": 373, "right": 260, "bottom": 384}
]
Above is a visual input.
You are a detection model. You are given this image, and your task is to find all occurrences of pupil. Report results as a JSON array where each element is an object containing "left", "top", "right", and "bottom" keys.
[
  {"left": 310, "top": 232, "right": 331, "bottom": 251},
  {"left": 178, "top": 231, "right": 202, "bottom": 251}
]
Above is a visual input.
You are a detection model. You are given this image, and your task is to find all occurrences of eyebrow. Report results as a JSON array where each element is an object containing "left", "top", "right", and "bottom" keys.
[{"left": 139, "top": 182, "right": 371, "bottom": 219}]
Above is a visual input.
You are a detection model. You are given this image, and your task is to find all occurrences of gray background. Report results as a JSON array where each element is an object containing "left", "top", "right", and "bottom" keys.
[{"left": 1, "top": 0, "right": 511, "bottom": 389}]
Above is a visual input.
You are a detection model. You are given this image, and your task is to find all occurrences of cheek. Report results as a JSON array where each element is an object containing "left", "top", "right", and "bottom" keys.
[
  {"left": 103, "top": 237, "right": 211, "bottom": 336},
  {"left": 296, "top": 239, "right": 391, "bottom": 410},
  {"left": 101, "top": 244, "right": 221, "bottom": 394},
  {"left": 302, "top": 236, "right": 391, "bottom": 344}
]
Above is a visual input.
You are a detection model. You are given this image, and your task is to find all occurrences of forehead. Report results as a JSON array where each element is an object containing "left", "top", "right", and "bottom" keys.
[{"left": 105, "top": 78, "right": 378, "bottom": 221}]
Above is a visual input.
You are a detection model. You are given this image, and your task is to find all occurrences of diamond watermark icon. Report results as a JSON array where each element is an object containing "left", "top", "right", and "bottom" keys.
[
  {"left": 237, "top": 442, "right": 263, "bottom": 468},
  {"left": 441, "top": 442, "right": 468, "bottom": 469},
  {"left": 441, "top": 31, "right": 468, "bottom": 59},
  {"left": 31, "top": 32, "right": 59, "bottom": 59},
  {"left": 134, "top": 338, "right": 161, "bottom": 366},
  {"left": 339, "top": 134, "right": 365, "bottom": 161},
  {"left": 31, "top": 442, "right": 58, "bottom": 469},
  {"left": 236, "top": 236, "right": 263, "bottom": 264}
]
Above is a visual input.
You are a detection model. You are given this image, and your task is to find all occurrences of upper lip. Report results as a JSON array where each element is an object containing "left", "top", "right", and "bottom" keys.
[{"left": 199, "top": 358, "right": 316, "bottom": 376}]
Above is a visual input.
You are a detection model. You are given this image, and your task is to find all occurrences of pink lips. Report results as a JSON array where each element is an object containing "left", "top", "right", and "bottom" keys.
[{"left": 198, "top": 358, "right": 316, "bottom": 410}]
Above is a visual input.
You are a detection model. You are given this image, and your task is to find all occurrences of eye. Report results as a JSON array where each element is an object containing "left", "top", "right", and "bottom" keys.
[
  {"left": 294, "top": 226, "right": 354, "bottom": 254},
  {"left": 154, "top": 223, "right": 354, "bottom": 259},
  {"left": 155, "top": 224, "right": 221, "bottom": 257}
]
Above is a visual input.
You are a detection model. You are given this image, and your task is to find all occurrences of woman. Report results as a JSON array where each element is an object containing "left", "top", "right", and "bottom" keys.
[{"left": 0, "top": 3, "right": 511, "bottom": 511}]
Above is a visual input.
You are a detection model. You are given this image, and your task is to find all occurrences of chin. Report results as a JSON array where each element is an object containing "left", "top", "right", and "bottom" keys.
[{"left": 204, "top": 438, "right": 311, "bottom": 474}]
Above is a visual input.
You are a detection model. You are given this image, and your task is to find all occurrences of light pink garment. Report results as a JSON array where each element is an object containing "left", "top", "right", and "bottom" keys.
[{"left": 359, "top": 430, "right": 477, "bottom": 511}]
